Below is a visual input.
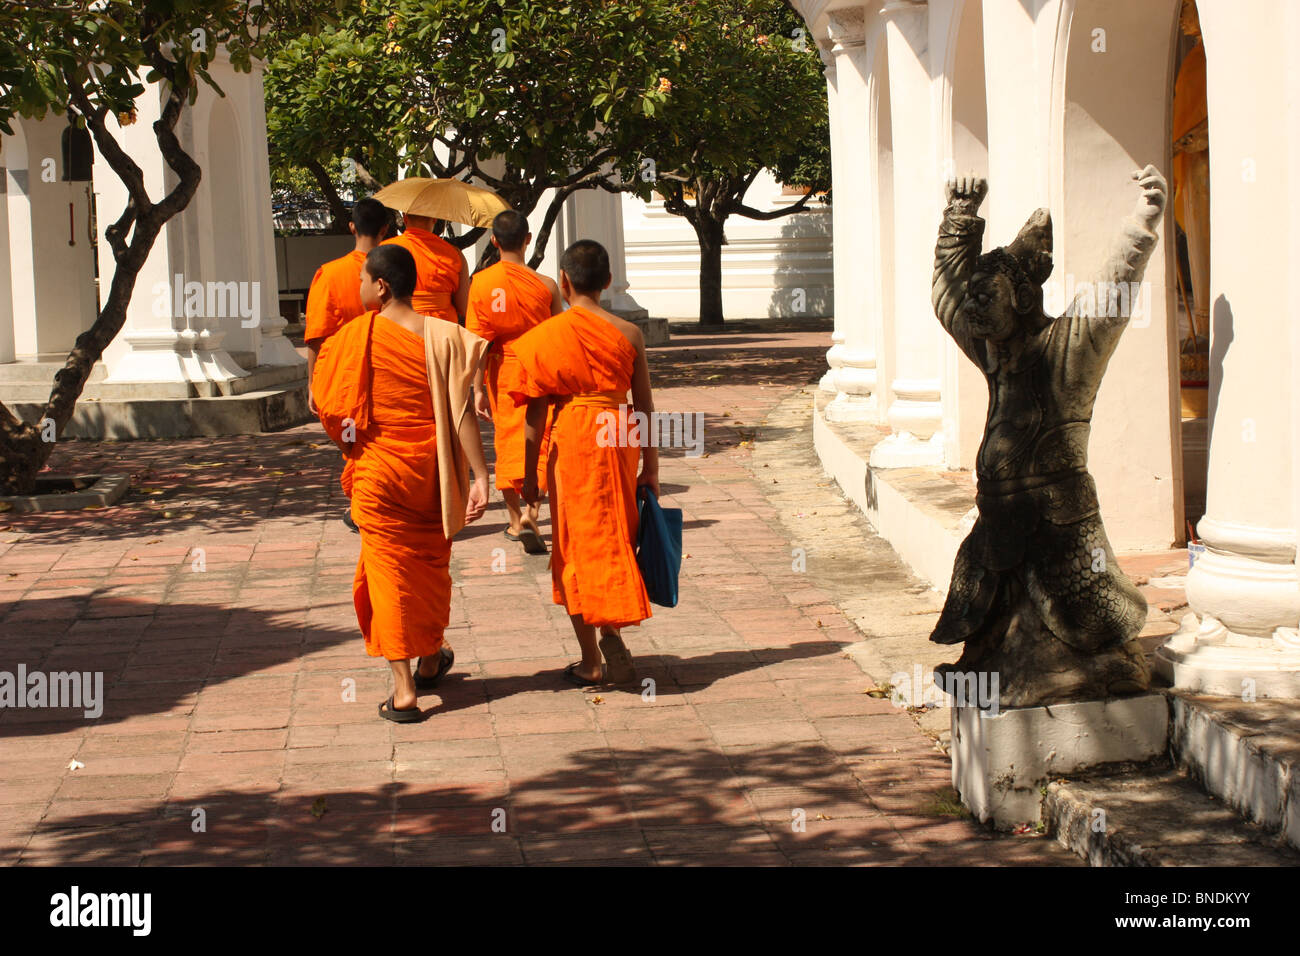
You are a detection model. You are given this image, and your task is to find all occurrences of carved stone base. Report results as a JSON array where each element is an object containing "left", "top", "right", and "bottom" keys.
[
  {"left": 936, "top": 575, "right": 1150, "bottom": 709},
  {"left": 951, "top": 694, "right": 1169, "bottom": 828}
]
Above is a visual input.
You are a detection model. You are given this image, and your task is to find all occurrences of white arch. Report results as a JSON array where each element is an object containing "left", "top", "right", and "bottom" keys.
[{"left": 1049, "top": 0, "right": 1184, "bottom": 549}]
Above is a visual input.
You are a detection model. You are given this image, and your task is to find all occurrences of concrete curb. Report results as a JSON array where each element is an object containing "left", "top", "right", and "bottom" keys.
[{"left": 0, "top": 473, "right": 130, "bottom": 514}]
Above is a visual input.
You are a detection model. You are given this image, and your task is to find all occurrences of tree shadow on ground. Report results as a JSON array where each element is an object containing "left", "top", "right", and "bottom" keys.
[
  {"left": 0, "top": 597, "right": 839, "bottom": 739},
  {"left": 0, "top": 596, "right": 356, "bottom": 739},
  {"left": 5, "top": 736, "right": 1068, "bottom": 866},
  {"left": 650, "top": 347, "right": 826, "bottom": 391},
  {"left": 4, "top": 427, "right": 351, "bottom": 547}
]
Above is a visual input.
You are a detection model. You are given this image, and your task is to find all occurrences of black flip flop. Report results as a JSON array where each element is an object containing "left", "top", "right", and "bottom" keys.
[
  {"left": 517, "top": 524, "right": 548, "bottom": 555},
  {"left": 562, "top": 662, "right": 604, "bottom": 687},
  {"left": 503, "top": 529, "right": 522, "bottom": 541},
  {"left": 378, "top": 695, "right": 423, "bottom": 723},
  {"left": 414, "top": 646, "right": 454, "bottom": 692}
]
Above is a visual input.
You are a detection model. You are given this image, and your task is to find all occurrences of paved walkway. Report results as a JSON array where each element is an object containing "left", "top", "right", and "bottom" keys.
[{"left": 0, "top": 326, "right": 1075, "bottom": 865}]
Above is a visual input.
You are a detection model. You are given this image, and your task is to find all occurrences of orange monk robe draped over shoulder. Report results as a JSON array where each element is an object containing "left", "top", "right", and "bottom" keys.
[
  {"left": 304, "top": 249, "right": 367, "bottom": 347},
  {"left": 382, "top": 226, "right": 462, "bottom": 323},
  {"left": 313, "top": 311, "right": 453, "bottom": 661},
  {"left": 509, "top": 306, "right": 651, "bottom": 630},
  {"left": 466, "top": 260, "right": 555, "bottom": 493}
]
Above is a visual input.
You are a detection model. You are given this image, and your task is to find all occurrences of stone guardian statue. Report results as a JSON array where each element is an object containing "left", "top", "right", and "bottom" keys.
[{"left": 930, "top": 166, "right": 1168, "bottom": 708}]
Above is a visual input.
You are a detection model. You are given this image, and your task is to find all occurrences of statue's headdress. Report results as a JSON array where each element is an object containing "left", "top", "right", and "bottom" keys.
[{"left": 978, "top": 208, "right": 1054, "bottom": 332}]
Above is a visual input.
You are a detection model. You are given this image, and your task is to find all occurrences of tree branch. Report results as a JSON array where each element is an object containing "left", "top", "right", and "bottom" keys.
[{"left": 734, "top": 191, "right": 814, "bottom": 221}]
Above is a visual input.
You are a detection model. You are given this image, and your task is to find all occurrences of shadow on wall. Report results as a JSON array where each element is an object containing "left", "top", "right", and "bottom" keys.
[
  {"left": 765, "top": 208, "right": 833, "bottom": 322},
  {"left": 1206, "top": 293, "right": 1232, "bottom": 455}
]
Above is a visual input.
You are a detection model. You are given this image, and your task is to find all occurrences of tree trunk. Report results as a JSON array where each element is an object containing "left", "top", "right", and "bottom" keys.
[
  {"left": 0, "top": 415, "right": 43, "bottom": 497},
  {"left": 528, "top": 183, "right": 586, "bottom": 270},
  {"left": 694, "top": 213, "right": 727, "bottom": 327},
  {"left": 304, "top": 156, "right": 350, "bottom": 233}
]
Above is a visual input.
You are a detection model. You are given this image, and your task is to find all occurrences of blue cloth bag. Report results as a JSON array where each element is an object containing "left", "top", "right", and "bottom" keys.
[{"left": 636, "top": 486, "right": 682, "bottom": 608}]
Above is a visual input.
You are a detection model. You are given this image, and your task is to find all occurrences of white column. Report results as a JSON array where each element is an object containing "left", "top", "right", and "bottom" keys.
[
  {"left": 872, "top": 0, "right": 944, "bottom": 466},
  {"left": 5, "top": 116, "right": 97, "bottom": 357},
  {"left": 247, "top": 66, "right": 300, "bottom": 368},
  {"left": 564, "top": 185, "right": 647, "bottom": 318},
  {"left": 0, "top": 154, "right": 14, "bottom": 364},
  {"left": 1157, "top": 0, "right": 1300, "bottom": 696},
  {"left": 96, "top": 89, "right": 247, "bottom": 388},
  {"left": 819, "top": 40, "right": 844, "bottom": 393},
  {"left": 981, "top": 0, "right": 1052, "bottom": 248},
  {"left": 823, "top": 7, "right": 879, "bottom": 422},
  {"left": 933, "top": 0, "right": 990, "bottom": 471}
]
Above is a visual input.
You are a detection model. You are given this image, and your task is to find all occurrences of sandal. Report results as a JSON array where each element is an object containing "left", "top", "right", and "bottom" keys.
[
  {"left": 514, "top": 520, "right": 546, "bottom": 556},
  {"left": 598, "top": 630, "right": 636, "bottom": 683},
  {"left": 503, "top": 529, "right": 522, "bottom": 542},
  {"left": 563, "top": 662, "right": 604, "bottom": 687},
  {"left": 378, "top": 695, "right": 424, "bottom": 723},
  {"left": 414, "top": 646, "right": 454, "bottom": 692}
]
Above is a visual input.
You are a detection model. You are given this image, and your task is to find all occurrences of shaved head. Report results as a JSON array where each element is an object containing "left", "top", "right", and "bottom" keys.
[
  {"left": 492, "top": 210, "right": 530, "bottom": 253},
  {"left": 352, "top": 198, "right": 392, "bottom": 239},
  {"left": 560, "top": 240, "right": 610, "bottom": 296}
]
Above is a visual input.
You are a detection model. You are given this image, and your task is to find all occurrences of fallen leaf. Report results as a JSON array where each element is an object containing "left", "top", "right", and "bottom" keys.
[
  {"left": 310, "top": 797, "right": 328, "bottom": 819},
  {"left": 591, "top": 695, "right": 605, "bottom": 705},
  {"left": 68, "top": 759, "right": 85, "bottom": 771}
]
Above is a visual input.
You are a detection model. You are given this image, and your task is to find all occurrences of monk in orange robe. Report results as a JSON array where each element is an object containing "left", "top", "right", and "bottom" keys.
[
  {"left": 314, "top": 244, "right": 491, "bottom": 721},
  {"left": 382, "top": 213, "right": 469, "bottom": 324},
  {"left": 513, "top": 240, "right": 658, "bottom": 686},
  {"left": 304, "top": 198, "right": 392, "bottom": 414},
  {"left": 466, "top": 210, "right": 564, "bottom": 553}
]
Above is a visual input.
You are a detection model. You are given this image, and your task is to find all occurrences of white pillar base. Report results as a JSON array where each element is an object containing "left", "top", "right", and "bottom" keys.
[
  {"left": 257, "top": 313, "right": 304, "bottom": 368},
  {"left": 103, "top": 328, "right": 249, "bottom": 386},
  {"left": 880, "top": 378, "right": 943, "bottom": 466},
  {"left": 821, "top": 336, "right": 846, "bottom": 393},
  {"left": 825, "top": 353, "right": 877, "bottom": 422},
  {"left": 870, "top": 429, "right": 946, "bottom": 468},
  {"left": 824, "top": 392, "right": 878, "bottom": 423},
  {"left": 1156, "top": 612, "right": 1300, "bottom": 699}
]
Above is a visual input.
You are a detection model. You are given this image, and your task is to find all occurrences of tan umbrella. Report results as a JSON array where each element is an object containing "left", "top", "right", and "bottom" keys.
[{"left": 372, "top": 177, "right": 511, "bottom": 228}]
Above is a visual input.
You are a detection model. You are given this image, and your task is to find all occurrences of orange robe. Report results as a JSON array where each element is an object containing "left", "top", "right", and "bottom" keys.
[
  {"left": 304, "top": 249, "right": 366, "bottom": 348},
  {"left": 510, "top": 307, "right": 651, "bottom": 629},
  {"left": 466, "top": 260, "right": 555, "bottom": 493},
  {"left": 313, "top": 311, "right": 450, "bottom": 661},
  {"left": 382, "top": 226, "right": 462, "bottom": 323}
]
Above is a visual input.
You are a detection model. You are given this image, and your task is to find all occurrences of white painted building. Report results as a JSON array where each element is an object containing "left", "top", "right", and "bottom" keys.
[
  {"left": 793, "top": 0, "right": 1300, "bottom": 695},
  {"left": 622, "top": 171, "right": 833, "bottom": 320},
  {"left": 0, "top": 54, "right": 305, "bottom": 437}
]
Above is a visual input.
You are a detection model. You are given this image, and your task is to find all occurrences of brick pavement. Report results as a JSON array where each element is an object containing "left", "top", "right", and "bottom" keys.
[{"left": 0, "top": 326, "right": 1075, "bottom": 865}]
